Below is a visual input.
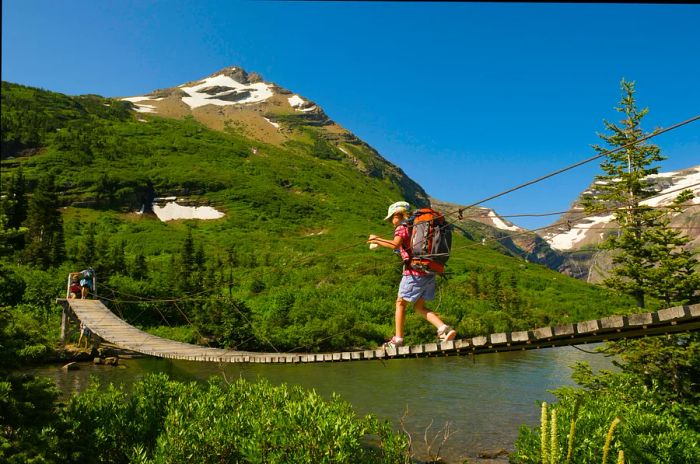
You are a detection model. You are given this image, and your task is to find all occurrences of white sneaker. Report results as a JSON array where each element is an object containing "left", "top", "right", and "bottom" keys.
[
  {"left": 437, "top": 325, "right": 456, "bottom": 342},
  {"left": 382, "top": 336, "right": 404, "bottom": 349}
]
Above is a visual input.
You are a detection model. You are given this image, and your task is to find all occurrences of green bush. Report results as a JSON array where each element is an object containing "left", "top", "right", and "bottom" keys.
[
  {"left": 0, "top": 306, "right": 54, "bottom": 369},
  {"left": 59, "top": 374, "right": 409, "bottom": 464},
  {"left": 150, "top": 377, "right": 408, "bottom": 464},
  {"left": 0, "top": 375, "right": 61, "bottom": 464}
]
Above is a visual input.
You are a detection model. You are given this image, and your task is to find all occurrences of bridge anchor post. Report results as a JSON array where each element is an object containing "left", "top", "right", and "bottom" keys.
[{"left": 59, "top": 300, "right": 70, "bottom": 345}]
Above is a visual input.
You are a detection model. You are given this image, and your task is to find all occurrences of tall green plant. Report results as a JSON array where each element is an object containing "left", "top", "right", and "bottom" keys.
[
  {"left": 583, "top": 79, "right": 698, "bottom": 308},
  {"left": 23, "top": 175, "right": 65, "bottom": 268},
  {"left": 2, "top": 167, "right": 28, "bottom": 231}
]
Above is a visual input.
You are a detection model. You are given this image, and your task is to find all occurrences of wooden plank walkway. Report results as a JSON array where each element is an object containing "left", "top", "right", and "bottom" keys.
[{"left": 58, "top": 299, "right": 700, "bottom": 364}]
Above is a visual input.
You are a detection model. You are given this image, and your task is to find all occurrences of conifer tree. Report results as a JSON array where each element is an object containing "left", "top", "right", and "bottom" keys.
[
  {"left": 94, "top": 234, "right": 110, "bottom": 277},
  {"left": 76, "top": 222, "right": 97, "bottom": 268},
  {"left": 3, "top": 167, "right": 28, "bottom": 230},
  {"left": 643, "top": 191, "right": 700, "bottom": 306},
  {"left": 109, "top": 240, "right": 127, "bottom": 276},
  {"left": 179, "top": 228, "right": 196, "bottom": 293},
  {"left": 131, "top": 252, "right": 148, "bottom": 281},
  {"left": 0, "top": 167, "right": 28, "bottom": 251},
  {"left": 0, "top": 213, "right": 24, "bottom": 257},
  {"left": 584, "top": 79, "right": 699, "bottom": 308},
  {"left": 23, "top": 175, "right": 65, "bottom": 268}
]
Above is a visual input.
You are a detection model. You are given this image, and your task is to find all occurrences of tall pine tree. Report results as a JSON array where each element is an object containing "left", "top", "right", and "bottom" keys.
[
  {"left": 3, "top": 167, "right": 28, "bottom": 230},
  {"left": 0, "top": 167, "right": 28, "bottom": 251},
  {"left": 584, "top": 80, "right": 699, "bottom": 308},
  {"left": 23, "top": 175, "right": 65, "bottom": 268},
  {"left": 76, "top": 222, "right": 97, "bottom": 268},
  {"left": 178, "top": 228, "right": 196, "bottom": 293}
]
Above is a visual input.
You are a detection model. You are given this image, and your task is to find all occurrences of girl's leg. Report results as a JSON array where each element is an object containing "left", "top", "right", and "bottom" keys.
[
  {"left": 395, "top": 297, "right": 408, "bottom": 338},
  {"left": 413, "top": 298, "right": 445, "bottom": 328}
]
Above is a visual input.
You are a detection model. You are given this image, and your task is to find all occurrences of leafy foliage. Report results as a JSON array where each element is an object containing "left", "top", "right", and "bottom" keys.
[
  {"left": 23, "top": 175, "right": 65, "bottom": 268},
  {"left": 1, "top": 373, "right": 410, "bottom": 464},
  {"left": 0, "top": 374, "right": 61, "bottom": 464}
]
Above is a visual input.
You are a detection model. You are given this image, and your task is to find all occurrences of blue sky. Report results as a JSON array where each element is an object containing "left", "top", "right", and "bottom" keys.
[{"left": 3, "top": 1, "right": 699, "bottom": 229}]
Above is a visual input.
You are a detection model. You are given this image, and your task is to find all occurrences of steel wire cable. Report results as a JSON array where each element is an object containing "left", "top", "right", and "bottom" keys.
[{"left": 448, "top": 114, "right": 700, "bottom": 217}]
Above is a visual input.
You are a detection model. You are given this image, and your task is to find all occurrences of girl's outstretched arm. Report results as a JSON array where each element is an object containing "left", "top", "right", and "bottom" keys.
[{"left": 368, "top": 234, "right": 401, "bottom": 250}]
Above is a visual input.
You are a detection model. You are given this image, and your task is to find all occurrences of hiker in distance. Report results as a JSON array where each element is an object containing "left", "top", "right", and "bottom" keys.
[{"left": 368, "top": 201, "right": 457, "bottom": 349}]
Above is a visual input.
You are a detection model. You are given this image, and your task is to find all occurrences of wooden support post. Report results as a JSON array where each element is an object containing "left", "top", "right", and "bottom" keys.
[{"left": 60, "top": 303, "right": 69, "bottom": 345}]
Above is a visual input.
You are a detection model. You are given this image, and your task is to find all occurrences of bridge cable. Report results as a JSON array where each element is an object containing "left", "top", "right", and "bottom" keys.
[{"left": 449, "top": 114, "right": 700, "bottom": 217}]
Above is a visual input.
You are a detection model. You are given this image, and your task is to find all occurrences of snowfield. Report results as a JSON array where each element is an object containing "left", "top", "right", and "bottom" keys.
[
  {"left": 488, "top": 211, "right": 521, "bottom": 232},
  {"left": 264, "top": 117, "right": 280, "bottom": 129},
  {"left": 179, "top": 74, "right": 274, "bottom": 109},
  {"left": 121, "top": 96, "right": 163, "bottom": 113},
  {"left": 288, "top": 95, "right": 317, "bottom": 112},
  {"left": 152, "top": 202, "right": 225, "bottom": 222},
  {"left": 547, "top": 214, "right": 614, "bottom": 250},
  {"left": 545, "top": 166, "right": 700, "bottom": 251},
  {"left": 121, "top": 70, "right": 321, "bottom": 115},
  {"left": 643, "top": 168, "right": 700, "bottom": 207}
]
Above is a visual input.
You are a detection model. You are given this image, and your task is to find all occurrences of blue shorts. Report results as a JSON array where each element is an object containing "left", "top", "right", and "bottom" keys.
[{"left": 398, "top": 274, "right": 436, "bottom": 303}]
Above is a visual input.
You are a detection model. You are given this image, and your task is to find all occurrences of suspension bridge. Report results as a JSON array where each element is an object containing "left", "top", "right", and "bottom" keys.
[{"left": 58, "top": 298, "right": 700, "bottom": 364}]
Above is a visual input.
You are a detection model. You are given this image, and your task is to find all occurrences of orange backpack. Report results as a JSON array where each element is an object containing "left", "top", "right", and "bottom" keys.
[{"left": 404, "top": 208, "right": 452, "bottom": 273}]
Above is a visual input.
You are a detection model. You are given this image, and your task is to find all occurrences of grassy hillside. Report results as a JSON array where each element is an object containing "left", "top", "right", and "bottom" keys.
[{"left": 0, "top": 82, "right": 636, "bottom": 353}]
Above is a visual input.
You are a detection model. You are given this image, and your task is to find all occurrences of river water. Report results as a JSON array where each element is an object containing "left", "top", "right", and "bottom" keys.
[{"left": 28, "top": 346, "right": 614, "bottom": 463}]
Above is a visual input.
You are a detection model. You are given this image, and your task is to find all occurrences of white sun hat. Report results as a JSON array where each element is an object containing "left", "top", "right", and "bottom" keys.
[{"left": 384, "top": 201, "right": 410, "bottom": 220}]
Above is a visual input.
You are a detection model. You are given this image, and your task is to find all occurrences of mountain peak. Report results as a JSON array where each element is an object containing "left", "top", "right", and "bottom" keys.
[
  {"left": 120, "top": 66, "right": 324, "bottom": 132},
  {"left": 206, "top": 66, "right": 264, "bottom": 85}
]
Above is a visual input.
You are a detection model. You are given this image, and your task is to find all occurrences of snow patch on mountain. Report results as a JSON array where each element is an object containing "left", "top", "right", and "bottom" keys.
[
  {"left": 152, "top": 202, "right": 224, "bottom": 222},
  {"left": 545, "top": 166, "right": 700, "bottom": 251},
  {"left": 178, "top": 74, "right": 274, "bottom": 109},
  {"left": 133, "top": 104, "right": 156, "bottom": 113},
  {"left": 643, "top": 168, "right": 700, "bottom": 207},
  {"left": 488, "top": 211, "right": 521, "bottom": 231},
  {"left": 547, "top": 214, "right": 614, "bottom": 250},
  {"left": 122, "top": 96, "right": 162, "bottom": 103},
  {"left": 288, "top": 95, "right": 317, "bottom": 112},
  {"left": 122, "top": 96, "right": 163, "bottom": 112},
  {"left": 264, "top": 117, "right": 280, "bottom": 129}
]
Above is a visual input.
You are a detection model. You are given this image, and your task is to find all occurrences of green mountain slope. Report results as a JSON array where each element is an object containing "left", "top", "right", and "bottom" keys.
[{"left": 1, "top": 81, "right": 636, "bottom": 352}]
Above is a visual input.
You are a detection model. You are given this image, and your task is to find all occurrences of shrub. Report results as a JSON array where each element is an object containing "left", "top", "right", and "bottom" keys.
[{"left": 59, "top": 374, "right": 409, "bottom": 464}]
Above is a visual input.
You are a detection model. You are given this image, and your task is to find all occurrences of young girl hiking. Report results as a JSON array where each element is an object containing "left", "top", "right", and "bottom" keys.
[{"left": 368, "top": 201, "right": 457, "bottom": 348}]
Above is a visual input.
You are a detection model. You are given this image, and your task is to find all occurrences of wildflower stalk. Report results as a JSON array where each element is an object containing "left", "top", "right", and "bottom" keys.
[
  {"left": 616, "top": 450, "right": 625, "bottom": 464},
  {"left": 550, "top": 409, "right": 558, "bottom": 464},
  {"left": 602, "top": 416, "right": 621, "bottom": 464},
  {"left": 564, "top": 398, "right": 581, "bottom": 464},
  {"left": 541, "top": 402, "right": 549, "bottom": 464}
]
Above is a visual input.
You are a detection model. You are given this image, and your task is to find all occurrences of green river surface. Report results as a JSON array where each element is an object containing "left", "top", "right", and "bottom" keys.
[{"left": 27, "top": 346, "right": 614, "bottom": 463}]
